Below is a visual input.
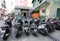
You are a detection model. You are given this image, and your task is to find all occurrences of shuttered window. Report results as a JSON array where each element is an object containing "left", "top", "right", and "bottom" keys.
[{"left": 57, "top": 8, "right": 60, "bottom": 17}]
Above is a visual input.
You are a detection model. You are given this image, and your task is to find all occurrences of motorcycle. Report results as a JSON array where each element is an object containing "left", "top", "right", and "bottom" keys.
[
  {"left": 37, "top": 21, "right": 48, "bottom": 36},
  {"left": 24, "top": 24, "right": 29, "bottom": 35},
  {"left": 30, "top": 23, "right": 37, "bottom": 36},
  {"left": 51, "top": 18, "right": 60, "bottom": 30},
  {"left": 14, "top": 23, "right": 22, "bottom": 38},
  {"left": 14, "top": 18, "right": 23, "bottom": 38},
  {"left": 45, "top": 22, "right": 55, "bottom": 33},
  {"left": 23, "top": 19, "right": 29, "bottom": 35},
  {"left": 0, "top": 19, "right": 12, "bottom": 40},
  {"left": 0, "top": 24, "right": 10, "bottom": 40}
]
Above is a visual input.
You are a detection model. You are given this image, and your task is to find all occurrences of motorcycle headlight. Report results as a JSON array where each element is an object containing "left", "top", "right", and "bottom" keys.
[
  {"left": 24, "top": 27, "right": 28, "bottom": 29},
  {"left": 34, "top": 29, "right": 37, "bottom": 32},
  {"left": 38, "top": 24, "right": 45, "bottom": 29}
]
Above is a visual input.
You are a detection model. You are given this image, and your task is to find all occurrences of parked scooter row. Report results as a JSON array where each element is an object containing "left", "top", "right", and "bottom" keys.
[
  {"left": 31, "top": 18, "right": 60, "bottom": 36},
  {"left": 14, "top": 17, "right": 60, "bottom": 36},
  {"left": 0, "top": 17, "right": 60, "bottom": 40}
]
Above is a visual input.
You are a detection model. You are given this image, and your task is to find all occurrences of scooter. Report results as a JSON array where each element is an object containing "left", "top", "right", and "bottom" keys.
[
  {"left": 37, "top": 21, "right": 48, "bottom": 36},
  {"left": 51, "top": 19, "right": 60, "bottom": 30},
  {"left": 24, "top": 20, "right": 29, "bottom": 35},
  {"left": 14, "top": 23, "right": 22, "bottom": 38},
  {"left": 43, "top": 18, "right": 56, "bottom": 33},
  {"left": 14, "top": 18, "right": 23, "bottom": 38},
  {"left": 2, "top": 19, "right": 12, "bottom": 40},
  {"left": 0, "top": 24, "right": 10, "bottom": 40},
  {"left": 45, "top": 22, "right": 55, "bottom": 33},
  {"left": 30, "top": 23, "right": 37, "bottom": 36},
  {"left": 24, "top": 24, "right": 29, "bottom": 35}
]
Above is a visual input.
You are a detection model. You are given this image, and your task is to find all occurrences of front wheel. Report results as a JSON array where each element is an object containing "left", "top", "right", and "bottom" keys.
[
  {"left": 24, "top": 29, "right": 29, "bottom": 35},
  {"left": 3, "top": 33, "right": 9, "bottom": 40},
  {"left": 38, "top": 29, "right": 48, "bottom": 36}
]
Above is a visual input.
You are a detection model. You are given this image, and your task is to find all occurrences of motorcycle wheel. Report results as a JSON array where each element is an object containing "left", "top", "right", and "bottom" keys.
[
  {"left": 25, "top": 32, "right": 29, "bottom": 35},
  {"left": 39, "top": 29, "right": 48, "bottom": 36},
  {"left": 15, "top": 32, "right": 19, "bottom": 38},
  {"left": 25, "top": 30, "right": 29, "bottom": 35},
  {"left": 31, "top": 31, "right": 37, "bottom": 36},
  {"left": 33, "top": 33, "right": 37, "bottom": 36},
  {"left": 3, "top": 33, "right": 9, "bottom": 40}
]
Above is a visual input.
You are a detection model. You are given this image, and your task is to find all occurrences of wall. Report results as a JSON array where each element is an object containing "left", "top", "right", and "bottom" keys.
[
  {"left": 50, "top": 2, "right": 60, "bottom": 18},
  {"left": 39, "top": 1, "right": 60, "bottom": 18},
  {"left": 15, "top": 0, "right": 28, "bottom": 7},
  {"left": 39, "top": 3, "right": 51, "bottom": 17}
]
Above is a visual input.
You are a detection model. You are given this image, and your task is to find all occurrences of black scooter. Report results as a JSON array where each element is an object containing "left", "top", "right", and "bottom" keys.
[
  {"left": 24, "top": 20, "right": 29, "bottom": 35},
  {"left": 24, "top": 24, "right": 29, "bottom": 35},
  {"left": 44, "top": 19, "right": 55, "bottom": 33},
  {"left": 14, "top": 23, "right": 22, "bottom": 38},
  {"left": 52, "top": 20, "right": 60, "bottom": 30},
  {"left": 30, "top": 23, "right": 37, "bottom": 36},
  {"left": 14, "top": 18, "right": 23, "bottom": 38},
  {"left": 3, "top": 19, "right": 12, "bottom": 40}
]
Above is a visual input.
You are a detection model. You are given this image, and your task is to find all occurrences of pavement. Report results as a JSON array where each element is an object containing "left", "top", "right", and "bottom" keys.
[{"left": 0, "top": 29, "right": 60, "bottom": 41}]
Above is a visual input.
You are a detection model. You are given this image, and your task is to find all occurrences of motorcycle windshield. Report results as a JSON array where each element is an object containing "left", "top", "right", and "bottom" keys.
[{"left": 38, "top": 24, "right": 46, "bottom": 29}]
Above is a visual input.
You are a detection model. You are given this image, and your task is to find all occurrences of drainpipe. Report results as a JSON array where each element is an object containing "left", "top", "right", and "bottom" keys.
[
  {"left": 45, "top": 1, "right": 47, "bottom": 21},
  {"left": 45, "top": 7, "right": 46, "bottom": 20},
  {"left": 45, "top": 1, "right": 48, "bottom": 21}
]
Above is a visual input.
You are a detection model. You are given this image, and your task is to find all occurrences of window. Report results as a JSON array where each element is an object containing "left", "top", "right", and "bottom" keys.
[
  {"left": 57, "top": 8, "right": 60, "bottom": 17},
  {"left": 42, "top": 9, "right": 45, "bottom": 13},
  {"left": 38, "top": 0, "right": 42, "bottom": 3}
]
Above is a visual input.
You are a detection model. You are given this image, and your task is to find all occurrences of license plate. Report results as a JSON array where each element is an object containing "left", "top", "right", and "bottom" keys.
[
  {"left": 6, "top": 33, "right": 9, "bottom": 36},
  {"left": 1, "top": 30, "right": 5, "bottom": 33},
  {"left": 34, "top": 29, "right": 37, "bottom": 32},
  {"left": 25, "top": 27, "right": 28, "bottom": 29}
]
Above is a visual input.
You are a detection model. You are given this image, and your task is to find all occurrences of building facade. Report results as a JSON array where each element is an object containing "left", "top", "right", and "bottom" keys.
[
  {"left": 15, "top": 6, "right": 33, "bottom": 18},
  {"left": 0, "top": 0, "right": 6, "bottom": 16},
  {"left": 32, "top": 0, "right": 60, "bottom": 19},
  {"left": 15, "top": 0, "right": 33, "bottom": 18},
  {"left": 15, "top": 0, "right": 28, "bottom": 7}
]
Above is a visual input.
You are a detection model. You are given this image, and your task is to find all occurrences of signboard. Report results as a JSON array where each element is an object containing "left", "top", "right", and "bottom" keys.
[{"left": 15, "top": 0, "right": 28, "bottom": 7}]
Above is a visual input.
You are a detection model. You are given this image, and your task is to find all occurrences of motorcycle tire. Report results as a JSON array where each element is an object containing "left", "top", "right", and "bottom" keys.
[
  {"left": 39, "top": 29, "right": 48, "bottom": 36},
  {"left": 31, "top": 31, "right": 37, "bottom": 36},
  {"left": 25, "top": 32, "right": 29, "bottom": 35},
  {"left": 3, "top": 34, "right": 9, "bottom": 40},
  {"left": 15, "top": 32, "right": 19, "bottom": 38},
  {"left": 33, "top": 32, "right": 37, "bottom": 36}
]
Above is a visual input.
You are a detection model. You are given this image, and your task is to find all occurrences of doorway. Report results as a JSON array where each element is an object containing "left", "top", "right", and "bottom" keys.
[{"left": 24, "top": 12, "right": 26, "bottom": 17}]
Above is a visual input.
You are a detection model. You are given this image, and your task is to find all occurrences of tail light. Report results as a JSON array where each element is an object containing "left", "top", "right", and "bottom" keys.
[
  {"left": 54, "top": 21, "right": 59, "bottom": 26},
  {"left": 1, "top": 27, "right": 7, "bottom": 30}
]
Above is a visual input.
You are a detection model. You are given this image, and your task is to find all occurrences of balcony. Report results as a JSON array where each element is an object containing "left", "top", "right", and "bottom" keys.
[{"left": 33, "top": 0, "right": 46, "bottom": 10}]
